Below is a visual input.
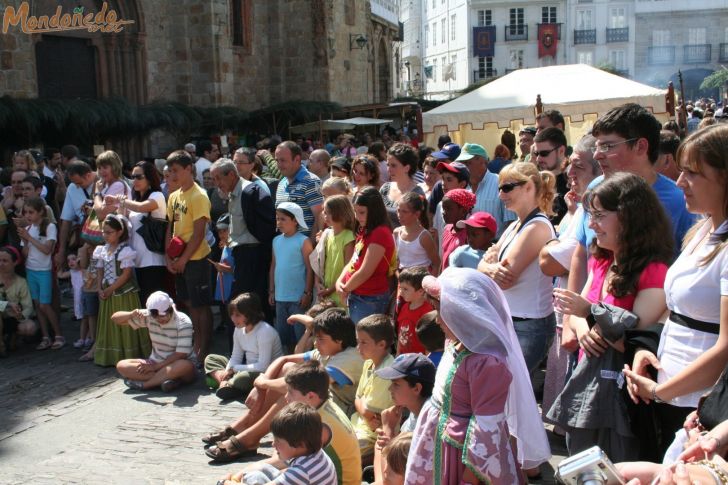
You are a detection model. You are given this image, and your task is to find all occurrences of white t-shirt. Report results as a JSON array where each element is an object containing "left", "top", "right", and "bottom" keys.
[
  {"left": 227, "top": 321, "right": 284, "bottom": 373},
  {"left": 657, "top": 220, "right": 728, "bottom": 407},
  {"left": 498, "top": 214, "right": 556, "bottom": 319},
  {"left": 23, "top": 222, "right": 57, "bottom": 271},
  {"left": 128, "top": 191, "right": 167, "bottom": 268}
]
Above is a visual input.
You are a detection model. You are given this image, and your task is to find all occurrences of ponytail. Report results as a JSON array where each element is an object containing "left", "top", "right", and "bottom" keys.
[
  {"left": 400, "top": 191, "right": 430, "bottom": 229},
  {"left": 537, "top": 170, "right": 557, "bottom": 216}
]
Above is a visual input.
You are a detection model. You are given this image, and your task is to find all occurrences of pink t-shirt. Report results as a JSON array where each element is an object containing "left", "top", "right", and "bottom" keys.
[{"left": 586, "top": 257, "right": 668, "bottom": 311}]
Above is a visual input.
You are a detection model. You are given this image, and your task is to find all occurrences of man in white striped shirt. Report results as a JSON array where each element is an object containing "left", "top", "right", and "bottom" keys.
[{"left": 113, "top": 291, "right": 197, "bottom": 393}]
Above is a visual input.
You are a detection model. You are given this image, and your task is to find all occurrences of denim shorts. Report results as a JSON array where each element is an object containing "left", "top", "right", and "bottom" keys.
[
  {"left": 348, "top": 291, "right": 391, "bottom": 324},
  {"left": 82, "top": 291, "right": 99, "bottom": 317},
  {"left": 513, "top": 313, "right": 556, "bottom": 375},
  {"left": 26, "top": 269, "right": 52, "bottom": 304}
]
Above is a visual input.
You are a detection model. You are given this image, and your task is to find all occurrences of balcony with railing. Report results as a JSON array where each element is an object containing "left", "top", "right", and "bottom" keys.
[
  {"left": 574, "top": 29, "right": 596, "bottom": 45},
  {"left": 505, "top": 24, "right": 528, "bottom": 41},
  {"left": 606, "top": 27, "right": 629, "bottom": 43},
  {"left": 683, "top": 44, "right": 711, "bottom": 64},
  {"left": 473, "top": 69, "right": 498, "bottom": 83},
  {"left": 720, "top": 43, "right": 728, "bottom": 62},
  {"left": 648, "top": 45, "right": 675, "bottom": 65}
]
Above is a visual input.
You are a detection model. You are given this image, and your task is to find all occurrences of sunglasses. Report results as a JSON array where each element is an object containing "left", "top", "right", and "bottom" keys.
[
  {"left": 534, "top": 146, "right": 561, "bottom": 158},
  {"left": 498, "top": 181, "right": 527, "bottom": 193},
  {"left": 130, "top": 174, "right": 146, "bottom": 180},
  {"left": 150, "top": 308, "right": 171, "bottom": 317}
]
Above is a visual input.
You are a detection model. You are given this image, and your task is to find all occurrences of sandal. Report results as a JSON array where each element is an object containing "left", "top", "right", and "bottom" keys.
[
  {"left": 36, "top": 337, "right": 51, "bottom": 350},
  {"left": 202, "top": 426, "right": 237, "bottom": 446},
  {"left": 79, "top": 352, "right": 94, "bottom": 362},
  {"left": 205, "top": 436, "right": 257, "bottom": 463},
  {"left": 51, "top": 336, "right": 66, "bottom": 350}
]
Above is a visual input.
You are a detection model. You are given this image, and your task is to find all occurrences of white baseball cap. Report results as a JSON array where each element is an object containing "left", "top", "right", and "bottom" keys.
[
  {"left": 146, "top": 291, "right": 173, "bottom": 314},
  {"left": 276, "top": 202, "right": 309, "bottom": 230}
]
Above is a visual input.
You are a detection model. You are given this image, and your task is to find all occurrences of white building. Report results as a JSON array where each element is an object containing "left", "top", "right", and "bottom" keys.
[
  {"left": 412, "top": 0, "right": 571, "bottom": 100},
  {"left": 564, "top": 0, "right": 634, "bottom": 77}
]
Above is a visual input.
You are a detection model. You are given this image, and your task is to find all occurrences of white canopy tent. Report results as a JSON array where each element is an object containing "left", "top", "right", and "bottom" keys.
[{"left": 422, "top": 64, "right": 671, "bottom": 151}]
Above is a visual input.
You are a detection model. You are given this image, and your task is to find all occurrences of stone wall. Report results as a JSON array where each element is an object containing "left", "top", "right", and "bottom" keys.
[{"left": 0, "top": 0, "right": 38, "bottom": 98}]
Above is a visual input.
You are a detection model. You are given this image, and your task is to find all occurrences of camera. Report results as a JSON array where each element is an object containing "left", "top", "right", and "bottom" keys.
[{"left": 556, "top": 446, "right": 625, "bottom": 485}]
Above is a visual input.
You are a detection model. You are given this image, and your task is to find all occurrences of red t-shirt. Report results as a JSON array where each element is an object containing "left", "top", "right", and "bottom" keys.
[
  {"left": 586, "top": 257, "right": 668, "bottom": 311},
  {"left": 396, "top": 300, "right": 434, "bottom": 354},
  {"left": 344, "top": 225, "right": 395, "bottom": 296},
  {"left": 441, "top": 224, "right": 467, "bottom": 271}
]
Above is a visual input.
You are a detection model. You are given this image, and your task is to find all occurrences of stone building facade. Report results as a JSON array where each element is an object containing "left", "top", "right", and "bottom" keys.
[{"left": 0, "top": 0, "right": 399, "bottom": 155}]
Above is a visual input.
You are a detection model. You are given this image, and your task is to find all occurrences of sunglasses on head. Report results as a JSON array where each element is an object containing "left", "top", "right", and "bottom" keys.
[
  {"left": 498, "top": 181, "right": 527, "bottom": 193},
  {"left": 150, "top": 308, "right": 171, "bottom": 317}
]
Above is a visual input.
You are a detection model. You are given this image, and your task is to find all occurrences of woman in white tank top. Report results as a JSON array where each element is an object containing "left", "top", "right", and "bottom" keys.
[{"left": 478, "top": 162, "right": 557, "bottom": 374}]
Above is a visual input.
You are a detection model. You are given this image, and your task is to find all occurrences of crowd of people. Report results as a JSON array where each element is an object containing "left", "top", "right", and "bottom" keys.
[{"left": 2, "top": 99, "right": 728, "bottom": 485}]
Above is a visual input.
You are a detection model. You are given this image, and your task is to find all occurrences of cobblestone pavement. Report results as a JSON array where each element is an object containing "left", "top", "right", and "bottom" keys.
[{"left": 0, "top": 305, "right": 566, "bottom": 484}]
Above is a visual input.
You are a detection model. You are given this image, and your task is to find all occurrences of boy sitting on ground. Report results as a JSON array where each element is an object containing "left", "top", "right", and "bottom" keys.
[
  {"left": 351, "top": 314, "right": 396, "bottom": 464},
  {"left": 219, "top": 402, "right": 338, "bottom": 485},
  {"left": 220, "top": 361, "right": 362, "bottom": 485},
  {"left": 203, "top": 308, "right": 363, "bottom": 463}
]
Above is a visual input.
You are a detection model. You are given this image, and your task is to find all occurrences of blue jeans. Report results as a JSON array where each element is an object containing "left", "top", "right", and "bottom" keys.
[
  {"left": 513, "top": 313, "right": 556, "bottom": 375},
  {"left": 348, "top": 292, "right": 390, "bottom": 324},
  {"left": 275, "top": 301, "right": 304, "bottom": 348}
]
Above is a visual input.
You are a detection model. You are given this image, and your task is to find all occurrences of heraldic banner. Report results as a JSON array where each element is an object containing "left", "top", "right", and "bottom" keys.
[
  {"left": 538, "top": 23, "right": 558, "bottom": 58},
  {"left": 473, "top": 26, "right": 496, "bottom": 57}
]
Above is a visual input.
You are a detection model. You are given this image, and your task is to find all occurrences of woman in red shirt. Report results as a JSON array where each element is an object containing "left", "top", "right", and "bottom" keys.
[{"left": 336, "top": 187, "right": 395, "bottom": 323}]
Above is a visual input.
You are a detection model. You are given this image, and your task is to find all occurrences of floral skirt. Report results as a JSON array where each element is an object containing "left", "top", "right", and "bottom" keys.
[{"left": 94, "top": 291, "right": 151, "bottom": 367}]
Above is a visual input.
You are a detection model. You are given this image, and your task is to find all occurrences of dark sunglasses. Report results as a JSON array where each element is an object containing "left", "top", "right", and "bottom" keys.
[
  {"left": 130, "top": 174, "right": 146, "bottom": 180},
  {"left": 498, "top": 181, "right": 527, "bottom": 193},
  {"left": 534, "top": 146, "right": 561, "bottom": 158},
  {"left": 150, "top": 308, "right": 171, "bottom": 317}
]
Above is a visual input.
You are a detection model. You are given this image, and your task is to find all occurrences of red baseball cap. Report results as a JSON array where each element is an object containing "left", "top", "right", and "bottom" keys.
[{"left": 456, "top": 211, "right": 497, "bottom": 234}]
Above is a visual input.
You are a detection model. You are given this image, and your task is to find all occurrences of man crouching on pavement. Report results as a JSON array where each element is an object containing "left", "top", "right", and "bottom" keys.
[{"left": 113, "top": 291, "right": 197, "bottom": 392}]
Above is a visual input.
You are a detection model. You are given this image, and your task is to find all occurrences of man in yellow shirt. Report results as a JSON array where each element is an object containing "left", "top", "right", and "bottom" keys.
[{"left": 165, "top": 149, "right": 213, "bottom": 362}]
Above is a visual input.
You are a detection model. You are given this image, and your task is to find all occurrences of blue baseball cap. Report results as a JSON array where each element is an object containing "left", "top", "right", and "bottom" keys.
[
  {"left": 431, "top": 143, "right": 461, "bottom": 161},
  {"left": 375, "top": 353, "right": 436, "bottom": 383}
]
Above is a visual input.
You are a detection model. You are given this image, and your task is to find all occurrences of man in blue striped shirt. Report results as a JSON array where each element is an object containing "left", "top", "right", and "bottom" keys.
[{"left": 275, "top": 141, "right": 324, "bottom": 239}]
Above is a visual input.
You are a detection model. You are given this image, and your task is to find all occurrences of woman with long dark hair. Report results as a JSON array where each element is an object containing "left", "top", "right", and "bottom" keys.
[
  {"left": 105, "top": 161, "right": 166, "bottom": 304},
  {"left": 550, "top": 173, "right": 673, "bottom": 461},
  {"left": 336, "top": 187, "right": 395, "bottom": 323}
]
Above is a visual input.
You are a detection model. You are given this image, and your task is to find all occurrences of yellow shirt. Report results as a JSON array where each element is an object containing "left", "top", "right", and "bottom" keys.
[
  {"left": 350, "top": 354, "right": 395, "bottom": 453},
  {"left": 167, "top": 183, "right": 211, "bottom": 261},
  {"left": 319, "top": 399, "right": 362, "bottom": 485}
]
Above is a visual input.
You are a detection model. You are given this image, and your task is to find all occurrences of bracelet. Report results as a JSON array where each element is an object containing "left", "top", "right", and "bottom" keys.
[
  {"left": 651, "top": 383, "right": 665, "bottom": 404},
  {"left": 697, "top": 459, "right": 728, "bottom": 484}
]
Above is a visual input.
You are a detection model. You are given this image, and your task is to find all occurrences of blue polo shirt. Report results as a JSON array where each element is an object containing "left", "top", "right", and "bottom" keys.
[{"left": 275, "top": 166, "right": 323, "bottom": 236}]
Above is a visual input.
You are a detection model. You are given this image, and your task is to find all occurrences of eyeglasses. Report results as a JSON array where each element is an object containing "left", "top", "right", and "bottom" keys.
[
  {"left": 150, "top": 308, "right": 171, "bottom": 317},
  {"left": 130, "top": 174, "right": 145, "bottom": 180},
  {"left": 590, "top": 138, "right": 638, "bottom": 154},
  {"left": 534, "top": 146, "right": 561, "bottom": 158},
  {"left": 498, "top": 181, "right": 527, "bottom": 193}
]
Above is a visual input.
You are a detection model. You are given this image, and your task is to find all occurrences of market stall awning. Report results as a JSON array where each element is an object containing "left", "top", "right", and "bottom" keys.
[{"left": 290, "top": 117, "right": 393, "bottom": 134}]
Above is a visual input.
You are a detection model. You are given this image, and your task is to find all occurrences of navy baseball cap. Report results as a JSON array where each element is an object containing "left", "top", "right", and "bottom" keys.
[
  {"left": 375, "top": 353, "right": 436, "bottom": 383},
  {"left": 431, "top": 143, "right": 461, "bottom": 161}
]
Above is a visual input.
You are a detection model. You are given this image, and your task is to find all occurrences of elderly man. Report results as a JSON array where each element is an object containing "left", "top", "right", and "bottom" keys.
[
  {"left": 274, "top": 141, "right": 323, "bottom": 238},
  {"left": 233, "top": 147, "right": 271, "bottom": 195},
  {"left": 455, "top": 143, "right": 515, "bottom": 238},
  {"left": 306, "top": 149, "right": 331, "bottom": 184},
  {"left": 210, "top": 159, "right": 275, "bottom": 315}
]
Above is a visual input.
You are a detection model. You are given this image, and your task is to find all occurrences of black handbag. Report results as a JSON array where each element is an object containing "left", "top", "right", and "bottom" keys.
[
  {"left": 136, "top": 215, "right": 168, "bottom": 254},
  {"left": 698, "top": 365, "right": 728, "bottom": 431}
]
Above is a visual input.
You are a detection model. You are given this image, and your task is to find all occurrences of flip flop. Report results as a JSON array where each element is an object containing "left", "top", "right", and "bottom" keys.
[{"left": 205, "top": 436, "right": 257, "bottom": 463}]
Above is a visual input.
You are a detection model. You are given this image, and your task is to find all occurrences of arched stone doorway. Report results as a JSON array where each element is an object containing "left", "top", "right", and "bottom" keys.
[
  {"left": 31, "top": 0, "right": 147, "bottom": 157},
  {"left": 377, "top": 38, "right": 390, "bottom": 103}
]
